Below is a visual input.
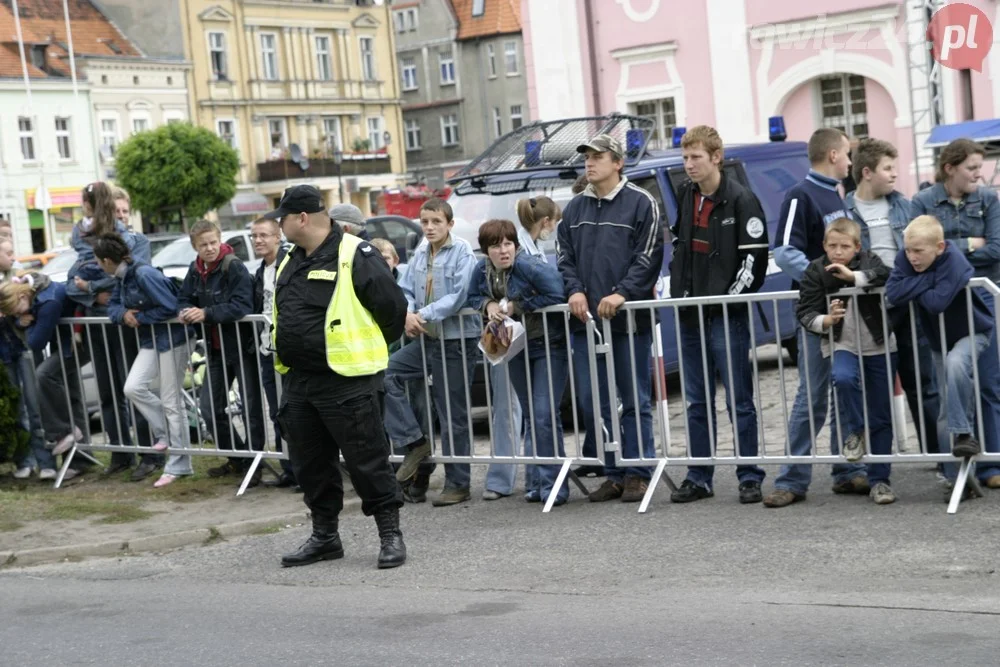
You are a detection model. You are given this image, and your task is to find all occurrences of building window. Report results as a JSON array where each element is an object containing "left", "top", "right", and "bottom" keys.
[
  {"left": 439, "top": 51, "right": 455, "bottom": 85},
  {"left": 268, "top": 118, "right": 287, "bottom": 154},
  {"left": 510, "top": 105, "right": 523, "bottom": 131},
  {"left": 322, "top": 116, "right": 342, "bottom": 153},
  {"left": 632, "top": 98, "right": 676, "bottom": 150},
  {"left": 819, "top": 74, "right": 868, "bottom": 138},
  {"left": 406, "top": 8, "right": 418, "bottom": 31},
  {"left": 401, "top": 57, "right": 418, "bottom": 91},
  {"left": 315, "top": 35, "right": 332, "bottom": 81},
  {"left": 18, "top": 117, "right": 35, "bottom": 161},
  {"left": 131, "top": 117, "right": 149, "bottom": 134},
  {"left": 472, "top": 0, "right": 485, "bottom": 17},
  {"left": 504, "top": 41, "right": 519, "bottom": 75},
  {"left": 441, "top": 114, "right": 459, "bottom": 146},
  {"left": 486, "top": 43, "right": 496, "bottom": 78},
  {"left": 260, "top": 33, "right": 278, "bottom": 81},
  {"left": 493, "top": 107, "right": 502, "bottom": 138},
  {"left": 394, "top": 8, "right": 418, "bottom": 32},
  {"left": 167, "top": 76, "right": 173, "bottom": 85},
  {"left": 54, "top": 117, "right": 71, "bottom": 160},
  {"left": 208, "top": 32, "right": 227, "bottom": 80},
  {"left": 368, "top": 117, "right": 385, "bottom": 150},
  {"left": 100, "top": 117, "right": 119, "bottom": 156},
  {"left": 405, "top": 119, "right": 421, "bottom": 150},
  {"left": 216, "top": 119, "right": 236, "bottom": 149},
  {"left": 360, "top": 37, "right": 376, "bottom": 81},
  {"left": 394, "top": 11, "right": 405, "bottom": 33}
]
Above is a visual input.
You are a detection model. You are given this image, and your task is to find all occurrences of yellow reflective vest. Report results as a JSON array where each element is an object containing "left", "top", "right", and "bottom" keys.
[{"left": 272, "top": 233, "right": 388, "bottom": 377}]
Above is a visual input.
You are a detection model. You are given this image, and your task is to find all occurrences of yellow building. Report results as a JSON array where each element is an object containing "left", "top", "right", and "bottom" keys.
[{"left": 180, "top": 0, "right": 406, "bottom": 226}]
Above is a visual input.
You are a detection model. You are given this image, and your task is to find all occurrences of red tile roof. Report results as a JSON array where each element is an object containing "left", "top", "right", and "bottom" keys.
[
  {"left": 451, "top": 0, "right": 521, "bottom": 41},
  {"left": 0, "top": 0, "right": 140, "bottom": 79}
]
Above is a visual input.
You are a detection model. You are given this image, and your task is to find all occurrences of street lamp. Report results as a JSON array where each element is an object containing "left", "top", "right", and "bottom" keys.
[{"left": 333, "top": 149, "right": 344, "bottom": 204}]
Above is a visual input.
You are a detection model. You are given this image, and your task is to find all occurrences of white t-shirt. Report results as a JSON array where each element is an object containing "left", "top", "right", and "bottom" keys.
[
  {"left": 853, "top": 196, "right": 896, "bottom": 266},
  {"left": 259, "top": 262, "right": 277, "bottom": 355}
]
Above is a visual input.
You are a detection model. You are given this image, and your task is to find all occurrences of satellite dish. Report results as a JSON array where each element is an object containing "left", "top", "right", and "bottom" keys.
[{"left": 289, "top": 143, "right": 309, "bottom": 172}]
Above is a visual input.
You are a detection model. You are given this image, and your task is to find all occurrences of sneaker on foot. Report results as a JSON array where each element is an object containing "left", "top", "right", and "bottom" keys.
[
  {"left": 482, "top": 490, "right": 507, "bottom": 501},
  {"left": 13, "top": 466, "right": 32, "bottom": 480},
  {"left": 670, "top": 479, "right": 713, "bottom": 503},
  {"left": 832, "top": 476, "right": 870, "bottom": 495},
  {"left": 153, "top": 474, "right": 178, "bottom": 488},
  {"left": 738, "top": 480, "right": 763, "bottom": 504},
  {"left": 396, "top": 439, "right": 431, "bottom": 482},
  {"left": 588, "top": 479, "right": 624, "bottom": 502},
  {"left": 620, "top": 475, "right": 649, "bottom": 503},
  {"left": 762, "top": 489, "right": 806, "bottom": 508},
  {"left": 52, "top": 433, "right": 77, "bottom": 456},
  {"left": 61, "top": 468, "right": 79, "bottom": 481},
  {"left": 870, "top": 482, "right": 896, "bottom": 505},
  {"left": 207, "top": 461, "right": 242, "bottom": 478},
  {"left": 984, "top": 475, "right": 1000, "bottom": 489},
  {"left": 431, "top": 487, "right": 470, "bottom": 507},
  {"left": 952, "top": 434, "right": 981, "bottom": 458},
  {"left": 842, "top": 431, "right": 866, "bottom": 462},
  {"left": 39, "top": 468, "right": 57, "bottom": 480}
]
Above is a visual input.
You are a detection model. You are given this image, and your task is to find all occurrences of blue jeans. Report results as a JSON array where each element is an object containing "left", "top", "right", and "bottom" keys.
[
  {"left": 831, "top": 351, "right": 897, "bottom": 486},
  {"left": 509, "top": 339, "right": 569, "bottom": 502},
  {"left": 5, "top": 356, "right": 53, "bottom": 470},
  {"left": 679, "top": 312, "right": 764, "bottom": 490},
  {"left": 773, "top": 328, "right": 867, "bottom": 495},
  {"left": 384, "top": 337, "right": 478, "bottom": 490},
  {"left": 485, "top": 361, "right": 526, "bottom": 495},
  {"left": 571, "top": 329, "right": 655, "bottom": 483}
]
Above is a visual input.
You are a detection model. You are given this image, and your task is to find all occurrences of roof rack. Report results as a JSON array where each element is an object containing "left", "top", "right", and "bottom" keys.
[{"left": 447, "top": 114, "right": 654, "bottom": 195}]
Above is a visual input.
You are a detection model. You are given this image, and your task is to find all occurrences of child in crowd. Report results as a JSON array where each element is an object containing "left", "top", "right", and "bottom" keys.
[
  {"left": 886, "top": 215, "right": 996, "bottom": 498},
  {"left": 796, "top": 218, "right": 897, "bottom": 504}
]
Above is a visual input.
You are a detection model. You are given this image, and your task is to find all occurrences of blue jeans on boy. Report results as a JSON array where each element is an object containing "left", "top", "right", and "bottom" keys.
[
  {"left": 571, "top": 328, "right": 655, "bottom": 483},
  {"left": 509, "top": 339, "right": 569, "bottom": 503},
  {"left": 831, "top": 351, "right": 897, "bottom": 486},
  {"left": 485, "top": 362, "right": 527, "bottom": 496},
  {"left": 679, "top": 311, "right": 765, "bottom": 490},
  {"left": 5, "top": 356, "right": 53, "bottom": 470},
  {"left": 773, "top": 328, "right": 867, "bottom": 495},
  {"left": 384, "top": 337, "right": 478, "bottom": 491}
]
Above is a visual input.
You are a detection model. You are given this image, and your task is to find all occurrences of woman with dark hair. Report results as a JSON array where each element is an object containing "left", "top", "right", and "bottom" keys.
[
  {"left": 911, "top": 138, "right": 1000, "bottom": 490},
  {"left": 95, "top": 233, "right": 193, "bottom": 488},
  {"left": 468, "top": 219, "right": 570, "bottom": 506},
  {"left": 70, "top": 182, "right": 159, "bottom": 480}
]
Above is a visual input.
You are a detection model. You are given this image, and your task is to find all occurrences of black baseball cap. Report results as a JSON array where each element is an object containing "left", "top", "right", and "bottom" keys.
[{"left": 262, "top": 185, "right": 325, "bottom": 220}]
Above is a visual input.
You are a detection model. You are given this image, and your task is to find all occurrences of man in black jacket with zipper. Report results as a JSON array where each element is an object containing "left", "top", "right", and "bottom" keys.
[{"left": 669, "top": 126, "right": 769, "bottom": 504}]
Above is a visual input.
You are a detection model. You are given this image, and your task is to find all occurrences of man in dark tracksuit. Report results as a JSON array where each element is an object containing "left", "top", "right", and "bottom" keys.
[
  {"left": 267, "top": 185, "right": 407, "bottom": 569},
  {"left": 178, "top": 221, "right": 265, "bottom": 485},
  {"left": 669, "top": 125, "right": 769, "bottom": 504}
]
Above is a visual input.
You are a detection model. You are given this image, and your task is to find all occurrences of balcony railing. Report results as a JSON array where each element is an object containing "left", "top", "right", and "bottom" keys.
[{"left": 256, "top": 155, "right": 392, "bottom": 183}]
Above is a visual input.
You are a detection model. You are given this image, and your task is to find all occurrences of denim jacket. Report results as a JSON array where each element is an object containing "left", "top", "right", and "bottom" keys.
[
  {"left": 911, "top": 183, "right": 1000, "bottom": 283},
  {"left": 467, "top": 251, "right": 566, "bottom": 341},
  {"left": 844, "top": 190, "right": 912, "bottom": 253},
  {"left": 401, "top": 235, "right": 480, "bottom": 340},
  {"left": 108, "top": 262, "right": 191, "bottom": 352},
  {"left": 67, "top": 220, "right": 152, "bottom": 310}
]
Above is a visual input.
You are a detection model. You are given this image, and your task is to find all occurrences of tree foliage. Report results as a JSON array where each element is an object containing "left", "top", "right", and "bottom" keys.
[{"left": 115, "top": 122, "right": 240, "bottom": 222}]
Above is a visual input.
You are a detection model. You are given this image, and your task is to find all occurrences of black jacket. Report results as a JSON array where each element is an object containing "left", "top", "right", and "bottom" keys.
[
  {"left": 797, "top": 250, "right": 890, "bottom": 345},
  {"left": 669, "top": 172, "right": 769, "bottom": 322},
  {"left": 274, "top": 226, "right": 407, "bottom": 377},
  {"left": 177, "top": 249, "right": 255, "bottom": 360},
  {"left": 253, "top": 245, "right": 289, "bottom": 314}
]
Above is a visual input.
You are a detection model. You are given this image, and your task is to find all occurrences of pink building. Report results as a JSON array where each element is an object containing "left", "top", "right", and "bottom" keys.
[{"left": 522, "top": 0, "right": 1000, "bottom": 194}]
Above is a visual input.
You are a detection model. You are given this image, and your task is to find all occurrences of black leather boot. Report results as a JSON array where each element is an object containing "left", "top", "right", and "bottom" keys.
[
  {"left": 280, "top": 520, "right": 344, "bottom": 568},
  {"left": 375, "top": 507, "right": 406, "bottom": 569},
  {"left": 402, "top": 471, "right": 430, "bottom": 503}
]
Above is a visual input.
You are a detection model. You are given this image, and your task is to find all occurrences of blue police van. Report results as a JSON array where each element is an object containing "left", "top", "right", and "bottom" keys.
[{"left": 446, "top": 114, "right": 809, "bottom": 373}]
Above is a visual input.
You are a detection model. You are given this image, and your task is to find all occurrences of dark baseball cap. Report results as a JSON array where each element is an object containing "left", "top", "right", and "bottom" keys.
[
  {"left": 262, "top": 184, "right": 326, "bottom": 220},
  {"left": 576, "top": 133, "right": 624, "bottom": 158}
]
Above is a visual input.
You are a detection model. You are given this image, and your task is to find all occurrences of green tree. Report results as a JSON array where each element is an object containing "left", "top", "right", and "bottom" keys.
[{"left": 114, "top": 122, "right": 239, "bottom": 226}]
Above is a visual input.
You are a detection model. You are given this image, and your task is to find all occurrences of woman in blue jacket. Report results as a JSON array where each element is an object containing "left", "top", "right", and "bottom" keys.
[
  {"left": 0, "top": 273, "right": 86, "bottom": 480},
  {"left": 95, "top": 234, "right": 194, "bottom": 488},
  {"left": 469, "top": 219, "right": 570, "bottom": 506}
]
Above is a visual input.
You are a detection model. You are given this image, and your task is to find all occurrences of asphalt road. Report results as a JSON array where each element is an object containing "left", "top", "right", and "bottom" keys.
[{"left": 2, "top": 464, "right": 1000, "bottom": 666}]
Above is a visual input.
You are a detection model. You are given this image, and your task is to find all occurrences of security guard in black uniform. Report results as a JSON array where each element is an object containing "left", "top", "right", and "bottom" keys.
[{"left": 264, "top": 185, "right": 408, "bottom": 569}]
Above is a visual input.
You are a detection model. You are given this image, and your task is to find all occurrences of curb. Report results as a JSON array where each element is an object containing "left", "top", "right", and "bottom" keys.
[{"left": 1, "top": 511, "right": 312, "bottom": 569}]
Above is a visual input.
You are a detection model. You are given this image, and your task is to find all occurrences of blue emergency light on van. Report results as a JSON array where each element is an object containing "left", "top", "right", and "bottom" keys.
[
  {"left": 626, "top": 129, "right": 644, "bottom": 159},
  {"left": 769, "top": 116, "right": 787, "bottom": 142},
  {"left": 524, "top": 140, "right": 542, "bottom": 167},
  {"left": 671, "top": 126, "right": 687, "bottom": 148}
]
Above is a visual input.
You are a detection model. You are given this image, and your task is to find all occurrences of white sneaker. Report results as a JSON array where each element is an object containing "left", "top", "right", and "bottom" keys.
[
  {"left": 39, "top": 468, "right": 57, "bottom": 480},
  {"left": 13, "top": 466, "right": 32, "bottom": 479},
  {"left": 842, "top": 432, "right": 866, "bottom": 462},
  {"left": 62, "top": 468, "right": 79, "bottom": 481},
  {"left": 52, "top": 426, "right": 86, "bottom": 456}
]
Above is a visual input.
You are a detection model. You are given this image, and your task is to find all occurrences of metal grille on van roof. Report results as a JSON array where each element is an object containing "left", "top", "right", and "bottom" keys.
[{"left": 447, "top": 114, "right": 654, "bottom": 196}]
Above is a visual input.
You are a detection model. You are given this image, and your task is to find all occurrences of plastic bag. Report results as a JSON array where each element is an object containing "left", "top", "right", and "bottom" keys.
[{"left": 478, "top": 317, "right": 526, "bottom": 366}]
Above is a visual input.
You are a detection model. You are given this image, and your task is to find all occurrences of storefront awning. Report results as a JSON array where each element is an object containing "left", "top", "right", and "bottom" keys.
[
  {"left": 24, "top": 186, "right": 83, "bottom": 210},
  {"left": 217, "top": 191, "right": 271, "bottom": 218},
  {"left": 926, "top": 118, "right": 1000, "bottom": 152}
]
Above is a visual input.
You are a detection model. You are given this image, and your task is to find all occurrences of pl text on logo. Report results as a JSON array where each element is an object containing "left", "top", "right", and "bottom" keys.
[{"left": 928, "top": 3, "right": 994, "bottom": 72}]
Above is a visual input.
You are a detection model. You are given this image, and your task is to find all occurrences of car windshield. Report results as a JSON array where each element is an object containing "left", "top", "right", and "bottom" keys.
[
  {"left": 40, "top": 250, "right": 79, "bottom": 275},
  {"left": 152, "top": 237, "right": 196, "bottom": 268},
  {"left": 447, "top": 186, "right": 576, "bottom": 255}
]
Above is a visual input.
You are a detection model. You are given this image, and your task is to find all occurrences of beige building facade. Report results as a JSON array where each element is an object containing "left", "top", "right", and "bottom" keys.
[{"left": 182, "top": 0, "right": 407, "bottom": 224}]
